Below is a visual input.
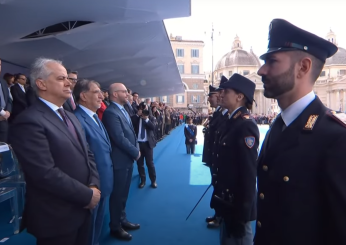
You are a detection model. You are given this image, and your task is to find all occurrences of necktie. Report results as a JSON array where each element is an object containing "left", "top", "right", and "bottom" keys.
[
  {"left": 70, "top": 96, "right": 76, "bottom": 110},
  {"left": 268, "top": 115, "right": 285, "bottom": 148},
  {"left": 93, "top": 114, "right": 105, "bottom": 135},
  {"left": 121, "top": 108, "right": 131, "bottom": 124},
  {"left": 140, "top": 118, "right": 146, "bottom": 139},
  {"left": 57, "top": 108, "right": 79, "bottom": 142}
]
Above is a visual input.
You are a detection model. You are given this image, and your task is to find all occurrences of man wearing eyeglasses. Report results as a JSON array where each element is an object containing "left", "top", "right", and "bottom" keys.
[
  {"left": 102, "top": 83, "right": 141, "bottom": 241},
  {"left": 63, "top": 69, "right": 78, "bottom": 112}
]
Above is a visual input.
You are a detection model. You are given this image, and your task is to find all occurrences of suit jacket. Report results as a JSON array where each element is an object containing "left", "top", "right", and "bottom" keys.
[
  {"left": 102, "top": 102, "right": 139, "bottom": 170},
  {"left": 10, "top": 83, "right": 28, "bottom": 122},
  {"left": 184, "top": 124, "right": 197, "bottom": 144},
  {"left": 1, "top": 79, "right": 12, "bottom": 112},
  {"left": 25, "top": 85, "right": 38, "bottom": 106},
  {"left": 255, "top": 97, "right": 346, "bottom": 245},
  {"left": 63, "top": 95, "right": 76, "bottom": 112},
  {"left": 74, "top": 106, "right": 113, "bottom": 197},
  {"left": 9, "top": 99, "right": 100, "bottom": 238},
  {"left": 131, "top": 114, "right": 157, "bottom": 149},
  {"left": 124, "top": 101, "right": 135, "bottom": 117},
  {"left": 212, "top": 107, "right": 258, "bottom": 225}
]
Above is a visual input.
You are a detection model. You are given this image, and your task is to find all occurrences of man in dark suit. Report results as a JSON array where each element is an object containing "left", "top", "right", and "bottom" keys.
[
  {"left": 63, "top": 69, "right": 78, "bottom": 112},
  {"left": 131, "top": 102, "right": 157, "bottom": 188},
  {"left": 9, "top": 58, "right": 100, "bottom": 245},
  {"left": 0, "top": 59, "right": 12, "bottom": 142},
  {"left": 255, "top": 19, "right": 346, "bottom": 245},
  {"left": 212, "top": 74, "right": 258, "bottom": 245},
  {"left": 9, "top": 73, "right": 28, "bottom": 123},
  {"left": 73, "top": 79, "right": 114, "bottom": 245},
  {"left": 102, "top": 83, "right": 141, "bottom": 241}
]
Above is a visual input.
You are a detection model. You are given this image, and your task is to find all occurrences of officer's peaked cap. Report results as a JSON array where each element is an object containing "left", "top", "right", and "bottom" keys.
[{"left": 260, "top": 19, "right": 338, "bottom": 62}]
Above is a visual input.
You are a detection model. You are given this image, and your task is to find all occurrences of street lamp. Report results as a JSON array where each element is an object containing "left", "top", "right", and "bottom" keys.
[{"left": 205, "top": 23, "right": 220, "bottom": 87}]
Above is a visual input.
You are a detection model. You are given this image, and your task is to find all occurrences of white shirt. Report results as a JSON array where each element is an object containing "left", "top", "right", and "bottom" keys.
[
  {"left": 79, "top": 105, "right": 98, "bottom": 125},
  {"left": 18, "top": 83, "right": 25, "bottom": 93},
  {"left": 222, "top": 109, "right": 228, "bottom": 116},
  {"left": 138, "top": 116, "right": 149, "bottom": 142},
  {"left": 281, "top": 91, "right": 316, "bottom": 126},
  {"left": 39, "top": 97, "right": 63, "bottom": 120}
]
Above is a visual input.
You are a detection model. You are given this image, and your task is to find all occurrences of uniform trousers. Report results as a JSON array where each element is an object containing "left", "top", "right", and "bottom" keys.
[
  {"left": 220, "top": 221, "right": 253, "bottom": 245},
  {"left": 186, "top": 143, "right": 195, "bottom": 154}
]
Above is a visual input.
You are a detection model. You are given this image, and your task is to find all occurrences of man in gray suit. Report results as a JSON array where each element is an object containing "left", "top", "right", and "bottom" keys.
[{"left": 102, "top": 83, "right": 141, "bottom": 241}]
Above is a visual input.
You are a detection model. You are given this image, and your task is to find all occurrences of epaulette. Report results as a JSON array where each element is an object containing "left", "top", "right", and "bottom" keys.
[
  {"left": 327, "top": 110, "right": 346, "bottom": 128},
  {"left": 241, "top": 113, "right": 251, "bottom": 120}
]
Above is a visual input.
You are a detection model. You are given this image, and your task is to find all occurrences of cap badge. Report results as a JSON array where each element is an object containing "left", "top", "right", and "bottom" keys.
[
  {"left": 244, "top": 136, "right": 255, "bottom": 149},
  {"left": 303, "top": 115, "right": 319, "bottom": 130}
]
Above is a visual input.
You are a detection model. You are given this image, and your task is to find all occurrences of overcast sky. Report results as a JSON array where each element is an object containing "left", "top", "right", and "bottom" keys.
[{"left": 164, "top": 0, "right": 346, "bottom": 74}]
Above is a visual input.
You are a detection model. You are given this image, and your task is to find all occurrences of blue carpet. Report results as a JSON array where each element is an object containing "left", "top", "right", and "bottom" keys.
[{"left": 0, "top": 124, "right": 269, "bottom": 244}]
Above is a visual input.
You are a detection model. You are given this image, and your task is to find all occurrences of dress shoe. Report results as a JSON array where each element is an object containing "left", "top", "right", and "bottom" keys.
[
  {"left": 110, "top": 228, "right": 132, "bottom": 240},
  {"left": 122, "top": 221, "right": 140, "bottom": 230},
  {"left": 151, "top": 182, "right": 157, "bottom": 188},
  {"left": 207, "top": 219, "right": 220, "bottom": 228},
  {"left": 139, "top": 181, "right": 145, "bottom": 188},
  {"left": 205, "top": 216, "right": 216, "bottom": 223}
]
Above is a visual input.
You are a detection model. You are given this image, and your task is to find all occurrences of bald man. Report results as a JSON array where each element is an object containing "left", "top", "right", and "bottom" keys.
[{"left": 102, "top": 83, "right": 141, "bottom": 241}]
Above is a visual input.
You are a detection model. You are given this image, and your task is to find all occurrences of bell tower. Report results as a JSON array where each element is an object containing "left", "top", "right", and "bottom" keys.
[
  {"left": 232, "top": 35, "right": 243, "bottom": 50},
  {"left": 326, "top": 29, "right": 338, "bottom": 46}
]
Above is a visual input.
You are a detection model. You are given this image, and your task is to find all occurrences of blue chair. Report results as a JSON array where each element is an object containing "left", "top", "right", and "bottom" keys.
[
  {"left": 0, "top": 187, "right": 19, "bottom": 234},
  {"left": 0, "top": 143, "right": 26, "bottom": 219}
]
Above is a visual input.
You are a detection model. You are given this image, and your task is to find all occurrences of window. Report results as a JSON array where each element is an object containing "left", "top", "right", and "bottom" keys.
[
  {"left": 191, "top": 64, "right": 199, "bottom": 74},
  {"left": 219, "top": 73, "right": 223, "bottom": 78},
  {"left": 191, "top": 95, "right": 200, "bottom": 103},
  {"left": 176, "top": 49, "right": 184, "bottom": 57},
  {"left": 319, "top": 71, "right": 326, "bottom": 77},
  {"left": 229, "top": 71, "right": 233, "bottom": 76},
  {"left": 193, "top": 84, "right": 198, "bottom": 89},
  {"left": 340, "top": 70, "right": 346, "bottom": 76},
  {"left": 191, "top": 49, "right": 199, "bottom": 57},
  {"left": 243, "top": 70, "right": 250, "bottom": 76},
  {"left": 177, "top": 64, "right": 184, "bottom": 74},
  {"left": 160, "top": 96, "right": 169, "bottom": 103},
  {"left": 176, "top": 95, "right": 184, "bottom": 103}
]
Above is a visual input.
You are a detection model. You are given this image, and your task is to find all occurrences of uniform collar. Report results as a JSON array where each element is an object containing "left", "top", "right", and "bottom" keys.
[{"left": 281, "top": 91, "right": 315, "bottom": 126}]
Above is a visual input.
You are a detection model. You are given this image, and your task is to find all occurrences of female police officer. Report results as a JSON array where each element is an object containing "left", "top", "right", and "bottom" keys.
[{"left": 212, "top": 73, "right": 259, "bottom": 245}]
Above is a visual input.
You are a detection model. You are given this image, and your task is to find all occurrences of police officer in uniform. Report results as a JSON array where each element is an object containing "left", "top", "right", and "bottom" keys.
[
  {"left": 202, "top": 85, "right": 219, "bottom": 167},
  {"left": 206, "top": 76, "right": 229, "bottom": 228},
  {"left": 212, "top": 73, "right": 258, "bottom": 245},
  {"left": 255, "top": 19, "right": 346, "bottom": 245}
]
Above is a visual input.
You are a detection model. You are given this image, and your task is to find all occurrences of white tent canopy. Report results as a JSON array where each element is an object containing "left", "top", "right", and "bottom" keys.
[{"left": 0, "top": 0, "right": 189, "bottom": 97}]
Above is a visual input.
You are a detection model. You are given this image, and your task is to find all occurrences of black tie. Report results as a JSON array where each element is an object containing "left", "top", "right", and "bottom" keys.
[
  {"left": 268, "top": 115, "right": 285, "bottom": 148},
  {"left": 141, "top": 119, "right": 146, "bottom": 139}
]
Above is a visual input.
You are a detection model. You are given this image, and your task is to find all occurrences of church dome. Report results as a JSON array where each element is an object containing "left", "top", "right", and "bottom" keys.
[
  {"left": 324, "top": 30, "right": 346, "bottom": 65},
  {"left": 215, "top": 35, "right": 261, "bottom": 70},
  {"left": 326, "top": 47, "right": 346, "bottom": 65}
]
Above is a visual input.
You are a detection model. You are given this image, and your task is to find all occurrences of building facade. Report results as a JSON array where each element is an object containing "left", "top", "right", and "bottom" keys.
[
  {"left": 213, "top": 31, "right": 346, "bottom": 115},
  {"left": 157, "top": 35, "right": 208, "bottom": 113}
]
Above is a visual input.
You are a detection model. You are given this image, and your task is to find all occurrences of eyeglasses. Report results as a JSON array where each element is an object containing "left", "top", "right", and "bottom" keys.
[
  {"left": 114, "top": 90, "right": 128, "bottom": 93},
  {"left": 68, "top": 78, "right": 78, "bottom": 83}
]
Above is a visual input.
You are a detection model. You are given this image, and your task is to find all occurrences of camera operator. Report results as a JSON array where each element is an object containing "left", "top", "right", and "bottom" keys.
[{"left": 131, "top": 102, "right": 158, "bottom": 188}]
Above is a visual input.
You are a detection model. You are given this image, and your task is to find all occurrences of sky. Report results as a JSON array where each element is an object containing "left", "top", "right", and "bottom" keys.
[{"left": 164, "top": 0, "right": 346, "bottom": 74}]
